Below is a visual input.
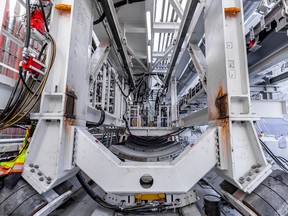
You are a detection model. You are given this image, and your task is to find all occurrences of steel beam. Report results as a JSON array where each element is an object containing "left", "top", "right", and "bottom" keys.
[
  {"left": 249, "top": 44, "right": 288, "bottom": 78},
  {"left": 257, "top": 71, "right": 288, "bottom": 85},
  {"left": 100, "top": 0, "right": 136, "bottom": 89},
  {"left": 129, "top": 128, "right": 175, "bottom": 136},
  {"left": 0, "top": 142, "right": 22, "bottom": 153},
  {"left": 22, "top": 0, "right": 93, "bottom": 193},
  {"left": 74, "top": 126, "right": 218, "bottom": 193},
  {"left": 168, "top": 0, "right": 184, "bottom": 19},
  {"left": 124, "top": 23, "right": 146, "bottom": 34},
  {"left": 152, "top": 45, "right": 173, "bottom": 70},
  {"left": 89, "top": 41, "right": 110, "bottom": 89},
  {"left": 152, "top": 52, "right": 172, "bottom": 58},
  {"left": 0, "top": 74, "right": 17, "bottom": 110},
  {"left": 153, "top": 22, "right": 180, "bottom": 33},
  {"left": 171, "top": 77, "right": 178, "bottom": 123},
  {"left": 179, "top": 108, "right": 208, "bottom": 127},
  {"left": 175, "top": 2, "right": 205, "bottom": 81},
  {"left": 204, "top": 0, "right": 271, "bottom": 193},
  {"left": 126, "top": 43, "right": 147, "bottom": 71},
  {"left": 163, "top": 0, "right": 199, "bottom": 89},
  {"left": 180, "top": 100, "right": 287, "bottom": 127},
  {"left": 87, "top": 106, "right": 124, "bottom": 127},
  {"left": 188, "top": 43, "right": 207, "bottom": 90}
]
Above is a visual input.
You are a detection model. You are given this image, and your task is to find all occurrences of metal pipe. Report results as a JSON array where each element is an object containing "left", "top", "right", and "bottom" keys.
[{"left": 0, "top": 138, "right": 24, "bottom": 143}]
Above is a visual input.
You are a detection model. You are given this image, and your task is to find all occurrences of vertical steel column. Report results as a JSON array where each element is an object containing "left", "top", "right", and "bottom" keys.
[
  {"left": 101, "top": 66, "right": 107, "bottom": 110},
  {"left": 204, "top": 0, "right": 271, "bottom": 193},
  {"left": 170, "top": 76, "right": 178, "bottom": 125},
  {"left": 106, "top": 68, "right": 111, "bottom": 112},
  {"left": 22, "top": 0, "right": 93, "bottom": 193}
]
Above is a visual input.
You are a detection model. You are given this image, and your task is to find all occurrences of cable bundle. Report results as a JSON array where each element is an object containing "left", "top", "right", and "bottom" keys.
[
  {"left": 0, "top": 0, "right": 56, "bottom": 130},
  {"left": 76, "top": 171, "right": 173, "bottom": 215},
  {"left": 259, "top": 139, "right": 288, "bottom": 172}
]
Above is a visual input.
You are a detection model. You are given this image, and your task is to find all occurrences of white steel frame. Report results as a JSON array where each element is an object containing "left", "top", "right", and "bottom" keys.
[{"left": 20, "top": 0, "right": 275, "bottom": 200}]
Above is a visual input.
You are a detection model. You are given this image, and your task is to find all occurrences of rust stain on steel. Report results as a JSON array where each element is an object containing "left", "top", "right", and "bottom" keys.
[
  {"left": 208, "top": 85, "right": 230, "bottom": 156},
  {"left": 215, "top": 86, "right": 228, "bottom": 120},
  {"left": 219, "top": 120, "right": 230, "bottom": 146},
  {"left": 208, "top": 85, "right": 229, "bottom": 122},
  {"left": 64, "top": 117, "right": 76, "bottom": 132}
]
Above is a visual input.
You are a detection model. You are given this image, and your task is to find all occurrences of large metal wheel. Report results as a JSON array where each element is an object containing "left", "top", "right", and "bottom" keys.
[
  {"left": 0, "top": 178, "right": 47, "bottom": 216},
  {"left": 243, "top": 170, "right": 288, "bottom": 216}
]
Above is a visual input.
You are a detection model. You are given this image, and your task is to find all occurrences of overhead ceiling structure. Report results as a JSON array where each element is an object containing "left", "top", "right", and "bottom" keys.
[{"left": 93, "top": 0, "right": 288, "bottom": 99}]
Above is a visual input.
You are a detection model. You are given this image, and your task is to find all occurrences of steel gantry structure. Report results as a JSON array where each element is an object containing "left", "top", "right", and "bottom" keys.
[{"left": 0, "top": 0, "right": 288, "bottom": 215}]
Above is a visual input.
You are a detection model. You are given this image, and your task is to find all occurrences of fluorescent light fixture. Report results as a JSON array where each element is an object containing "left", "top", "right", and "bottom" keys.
[
  {"left": 147, "top": 45, "right": 151, "bottom": 63},
  {"left": 146, "top": 11, "right": 152, "bottom": 41}
]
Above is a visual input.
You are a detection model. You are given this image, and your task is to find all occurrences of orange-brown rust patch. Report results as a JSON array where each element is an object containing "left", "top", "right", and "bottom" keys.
[
  {"left": 215, "top": 86, "right": 228, "bottom": 120},
  {"left": 64, "top": 117, "right": 76, "bottom": 131},
  {"left": 218, "top": 121, "right": 230, "bottom": 164},
  {"left": 219, "top": 121, "right": 230, "bottom": 141},
  {"left": 208, "top": 85, "right": 229, "bottom": 122}
]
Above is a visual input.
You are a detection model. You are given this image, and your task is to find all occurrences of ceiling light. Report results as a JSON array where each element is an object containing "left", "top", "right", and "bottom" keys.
[
  {"left": 147, "top": 45, "right": 152, "bottom": 63},
  {"left": 146, "top": 11, "right": 152, "bottom": 41}
]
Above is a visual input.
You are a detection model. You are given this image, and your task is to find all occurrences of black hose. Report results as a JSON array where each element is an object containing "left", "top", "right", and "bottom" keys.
[
  {"left": 0, "top": 78, "right": 21, "bottom": 120},
  {"left": 25, "top": 0, "right": 31, "bottom": 48},
  {"left": 89, "top": 107, "right": 105, "bottom": 127},
  {"left": 116, "top": 81, "right": 130, "bottom": 98},
  {"left": 77, "top": 171, "right": 172, "bottom": 214},
  {"left": 76, "top": 172, "right": 99, "bottom": 201},
  {"left": 39, "top": 0, "right": 49, "bottom": 32},
  {"left": 0, "top": 0, "right": 32, "bottom": 119},
  {"left": 260, "top": 139, "right": 288, "bottom": 172},
  {"left": 19, "top": 67, "right": 35, "bottom": 94},
  {"left": 38, "top": 43, "right": 48, "bottom": 59},
  {"left": 93, "top": 13, "right": 106, "bottom": 25},
  {"left": 19, "top": 0, "right": 35, "bottom": 94}
]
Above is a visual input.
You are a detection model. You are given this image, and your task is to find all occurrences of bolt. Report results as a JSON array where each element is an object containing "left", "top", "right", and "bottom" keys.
[
  {"left": 255, "top": 169, "right": 260, "bottom": 173},
  {"left": 239, "top": 177, "right": 244, "bottom": 181},
  {"left": 29, "top": 164, "right": 34, "bottom": 167},
  {"left": 34, "top": 165, "right": 39, "bottom": 169},
  {"left": 46, "top": 180, "right": 51, "bottom": 184},
  {"left": 247, "top": 177, "right": 251, "bottom": 181},
  {"left": 47, "top": 177, "right": 52, "bottom": 181},
  {"left": 251, "top": 165, "right": 257, "bottom": 169},
  {"left": 30, "top": 169, "right": 35, "bottom": 173},
  {"left": 38, "top": 172, "right": 42, "bottom": 176},
  {"left": 39, "top": 177, "right": 44, "bottom": 181},
  {"left": 256, "top": 164, "right": 261, "bottom": 168},
  {"left": 249, "top": 172, "right": 253, "bottom": 176},
  {"left": 239, "top": 180, "right": 245, "bottom": 184}
]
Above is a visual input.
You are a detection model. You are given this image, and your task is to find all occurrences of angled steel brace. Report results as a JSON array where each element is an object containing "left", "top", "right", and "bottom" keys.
[
  {"left": 74, "top": 126, "right": 218, "bottom": 193},
  {"left": 100, "top": 0, "right": 136, "bottom": 89},
  {"left": 168, "top": 0, "right": 184, "bottom": 19}
]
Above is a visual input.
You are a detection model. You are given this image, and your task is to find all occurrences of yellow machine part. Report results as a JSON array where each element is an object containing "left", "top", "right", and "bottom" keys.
[{"left": 135, "top": 193, "right": 166, "bottom": 204}]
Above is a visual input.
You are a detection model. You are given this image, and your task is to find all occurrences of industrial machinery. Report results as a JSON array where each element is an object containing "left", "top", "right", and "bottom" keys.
[{"left": 0, "top": 0, "right": 288, "bottom": 215}]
